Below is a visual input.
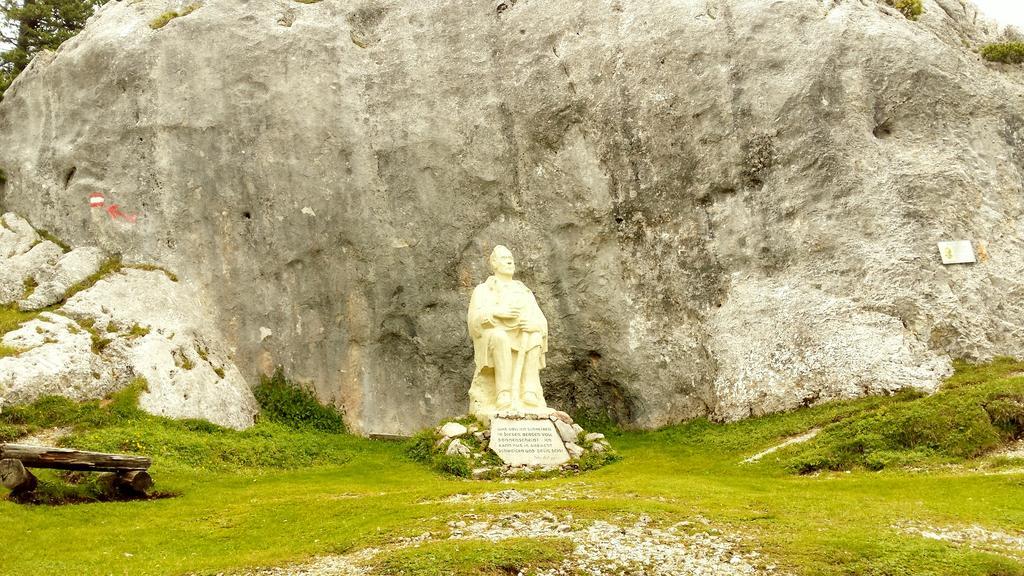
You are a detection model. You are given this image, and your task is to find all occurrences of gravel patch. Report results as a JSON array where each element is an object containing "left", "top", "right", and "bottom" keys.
[
  {"left": 15, "top": 426, "right": 72, "bottom": 447},
  {"left": 234, "top": 513, "right": 782, "bottom": 576},
  {"left": 436, "top": 488, "right": 591, "bottom": 504},
  {"left": 449, "top": 513, "right": 779, "bottom": 575},
  {"left": 896, "top": 521, "right": 1024, "bottom": 558},
  {"left": 230, "top": 548, "right": 377, "bottom": 576},
  {"left": 994, "top": 439, "right": 1024, "bottom": 460}
]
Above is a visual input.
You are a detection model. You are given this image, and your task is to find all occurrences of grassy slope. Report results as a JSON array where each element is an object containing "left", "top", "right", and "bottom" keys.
[{"left": 0, "top": 363, "right": 1022, "bottom": 575}]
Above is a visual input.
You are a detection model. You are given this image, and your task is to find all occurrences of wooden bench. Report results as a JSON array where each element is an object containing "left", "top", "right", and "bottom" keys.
[{"left": 0, "top": 444, "right": 153, "bottom": 496}]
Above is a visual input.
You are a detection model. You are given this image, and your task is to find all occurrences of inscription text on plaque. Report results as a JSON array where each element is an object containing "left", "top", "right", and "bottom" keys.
[{"left": 489, "top": 417, "right": 570, "bottom": 466}]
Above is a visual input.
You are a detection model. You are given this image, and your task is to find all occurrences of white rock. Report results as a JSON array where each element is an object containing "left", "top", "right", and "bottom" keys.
[
  {"left": 60, "top": 268, "right": 259, "bottom": 429},
  {"left": 591, "top": 442, "right": 606, "bottom": 453},
  {"left": 0, "top": 313, "right": 118, "bottom": 404},
  {"left": 0, "top": 213, "right": 39, "bottom": 259},
  {"left": 564, "top": 442, "right": 585, "bottom": 459},
  {"left": 553, "top": 419, "right": 578, "bottom": 443},
  {"left": 19, "top": 247, "right": 107, "bottom": 310},
  {"left": 0, "top": 240, "right": 64, "bottom": 305},
  {"left": 584, "top": 432, "right": 605, "bottom": 443},
  {"left": 439, "top": 421, "right": 468, "bottom": 438},
  {"left": 446, "top": 438, "right": 471, "bottom": 457}
]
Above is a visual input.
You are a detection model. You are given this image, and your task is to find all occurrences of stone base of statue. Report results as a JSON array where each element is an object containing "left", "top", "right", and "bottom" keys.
[{"left": 418, "top": 410, "right": 617, "bottom": 479}]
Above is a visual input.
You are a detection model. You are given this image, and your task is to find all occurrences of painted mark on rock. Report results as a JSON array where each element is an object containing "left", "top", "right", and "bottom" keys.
[
  {"left": 89, "top": 192, "right": 105, "bottom": 208},
  {"left": 106, "top": 204, "right": 138, "bottom": 224}
]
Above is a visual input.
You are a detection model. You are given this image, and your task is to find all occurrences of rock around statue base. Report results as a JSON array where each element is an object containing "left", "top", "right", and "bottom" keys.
[{"left": 425, "top": 410, "right": 617, "bottom": 479}]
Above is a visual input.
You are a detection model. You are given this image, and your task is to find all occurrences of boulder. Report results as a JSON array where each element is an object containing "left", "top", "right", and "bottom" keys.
[
  {"left": 0, "top": 213, "right": 39, "bottom": 259},
  {"left": 439, "top": 421, "right": 468, "bottom": 438},
  {"left": 553, "top": 419, "right": 578, "bottom": 444},
  {"left": 0, "top": 313, "right": 118, "bottom": 405},
  {"left": 0, "top": 0, "right": 1022, "bottom": 433},
  {"left": 19, "top": 247, "right": 107, "bottom": 310},
  {"left": 60, "top": 268, "right": 259, "bottom": 430},
  {"left": 564, "top": 442, "right": 585, "bottom": 460},
  {"left": 445, "top": 439, "right": 471, "bottom": 457},
  {"left": 0, "top": 241, "right": 64, "bottom": 305}
]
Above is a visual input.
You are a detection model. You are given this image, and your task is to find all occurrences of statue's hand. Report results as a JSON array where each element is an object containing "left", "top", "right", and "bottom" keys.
[
  {"left": 493, "top": 306, "right": 521, "bottom": 320},
  {"left": 519, "top": 319, "right": 544, "bottom": 332}
]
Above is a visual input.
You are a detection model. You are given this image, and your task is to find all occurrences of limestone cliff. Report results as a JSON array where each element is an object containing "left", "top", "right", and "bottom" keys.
[{"left": 0, "top": 0, "right": 1022, "bottom": 434}]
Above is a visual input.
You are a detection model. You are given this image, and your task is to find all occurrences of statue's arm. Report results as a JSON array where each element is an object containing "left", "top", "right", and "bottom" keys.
[
  {"left": 526, "top": 290, "right": 548, "bottom": 335},
  {"left": 467, "top": 286, "right": 496, "bottom": 335}
]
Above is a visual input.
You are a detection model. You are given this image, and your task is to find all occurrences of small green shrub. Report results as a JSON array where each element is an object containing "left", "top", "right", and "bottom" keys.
[
  {"left": 149, "top": 3, "right": 200, "bottom": 29},
  {"left": 21, "top": 277, "right": 37, "bottom": 299},
  {"left": 886, "top": 0, "right": 922, "bottom": 20},
  {"left": 981, "top": 42, "right": 1024, "bottom": 64},
  {"left": 0, "top": 343, "right": 21, "bottom": 358},
  {"left": 434, "top": 454, "right": 471, "bottom": 478},
  {"left": 253, "top": 368, "right": 346, "bottom": 433},
  {"left": 983, "top": 394, "right": 1024, "bottom": 436},
  {"left": 577, "top": 448, "right": 622, "bottom": 471},
  {"left": 405, "top": 429, "right": 439, "bottom": 463}
]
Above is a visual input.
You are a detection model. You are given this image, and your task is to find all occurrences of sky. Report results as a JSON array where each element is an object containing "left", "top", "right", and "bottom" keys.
[{"left": 972, "top": 0, "right": 1024, "bottom": 30}]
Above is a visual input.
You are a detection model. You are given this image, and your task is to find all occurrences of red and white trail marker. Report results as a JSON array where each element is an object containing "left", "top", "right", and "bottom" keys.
[{"left": 89, "top": 192, "right": 105, "bottom": 208}]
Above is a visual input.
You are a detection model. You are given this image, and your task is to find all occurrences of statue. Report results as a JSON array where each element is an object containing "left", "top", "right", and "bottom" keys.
[{"left": 467, "top": 245, "right": 551, "bottom": 420}]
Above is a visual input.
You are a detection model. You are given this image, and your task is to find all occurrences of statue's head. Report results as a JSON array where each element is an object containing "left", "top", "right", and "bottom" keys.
[{"left": 488, "top": 245, "right": 516, "bottom": 277}]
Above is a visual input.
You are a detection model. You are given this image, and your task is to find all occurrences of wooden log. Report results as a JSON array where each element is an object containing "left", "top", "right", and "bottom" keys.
[
  {"left": 98, "top": 470, "right": 154, "bottom": 496},
  {"left": 0, "top": 444, "right": 150, "bottom": 472},
  {"left": 120, "top": 470, "right": 154, "bottom": 493},
  {"left": 0, "top": 458, "right": 37, "bottom": 493}
]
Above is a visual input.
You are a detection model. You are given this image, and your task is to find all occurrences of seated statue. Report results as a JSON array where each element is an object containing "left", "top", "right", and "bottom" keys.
[{"left": 467, "top": 245, "right": 551, "bottom": 420}]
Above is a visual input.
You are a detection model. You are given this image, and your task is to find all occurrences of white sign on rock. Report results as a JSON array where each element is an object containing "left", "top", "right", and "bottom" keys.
[
  {"left": 489, "top": 418, "right": 570, "bottom": 466},
  {"left": 937, "top": 241, "right": 976, "bottom": 265}
]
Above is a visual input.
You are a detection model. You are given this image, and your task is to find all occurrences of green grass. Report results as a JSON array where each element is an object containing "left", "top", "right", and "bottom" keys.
[
  {"left": 981, "top": 42, "right": 1024, "bottom": 64},
  {"left": 0, "top": 304, "right": 38, "bottom": 337},
  {"left": 778, "top": 358, "right": 1024, "bottom": 473},
  {"left": 35, "top": 228, "right": 71, "bottom": 252},
  {"left": 0, "top": 361, "right": 1022, "bottom": 575},
  {"left": 123, "top": 263, "right": 178, "bottom": 282}
]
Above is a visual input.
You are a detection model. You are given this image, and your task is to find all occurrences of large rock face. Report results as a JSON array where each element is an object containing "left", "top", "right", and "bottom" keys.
[{"left": 1, "top": 0, "right": 1022, "bottom": 434}]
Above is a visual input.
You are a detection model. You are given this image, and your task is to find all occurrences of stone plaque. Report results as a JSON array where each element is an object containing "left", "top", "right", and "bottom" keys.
[
  {"left": 937, "top": 241, "right": 976, "bottom": 265},
  {"left": 489, "top": 417, "right": 570, "bottom": 466}
]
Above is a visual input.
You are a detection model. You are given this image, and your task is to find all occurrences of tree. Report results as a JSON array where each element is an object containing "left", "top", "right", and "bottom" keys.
[{"left": 0, "top": 0, "right": 103, "bottom": 98}]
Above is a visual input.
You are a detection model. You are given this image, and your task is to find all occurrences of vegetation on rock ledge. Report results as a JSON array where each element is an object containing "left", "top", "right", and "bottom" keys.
[
  {"left": 885, "top": 0, "right": 923, "bottom": 20},
  {"left": 981, "top": 42, "right": 1024, "bottom": 64},
  {"left": 148, "top": 3, "right": 200, "bottom": 30}
]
